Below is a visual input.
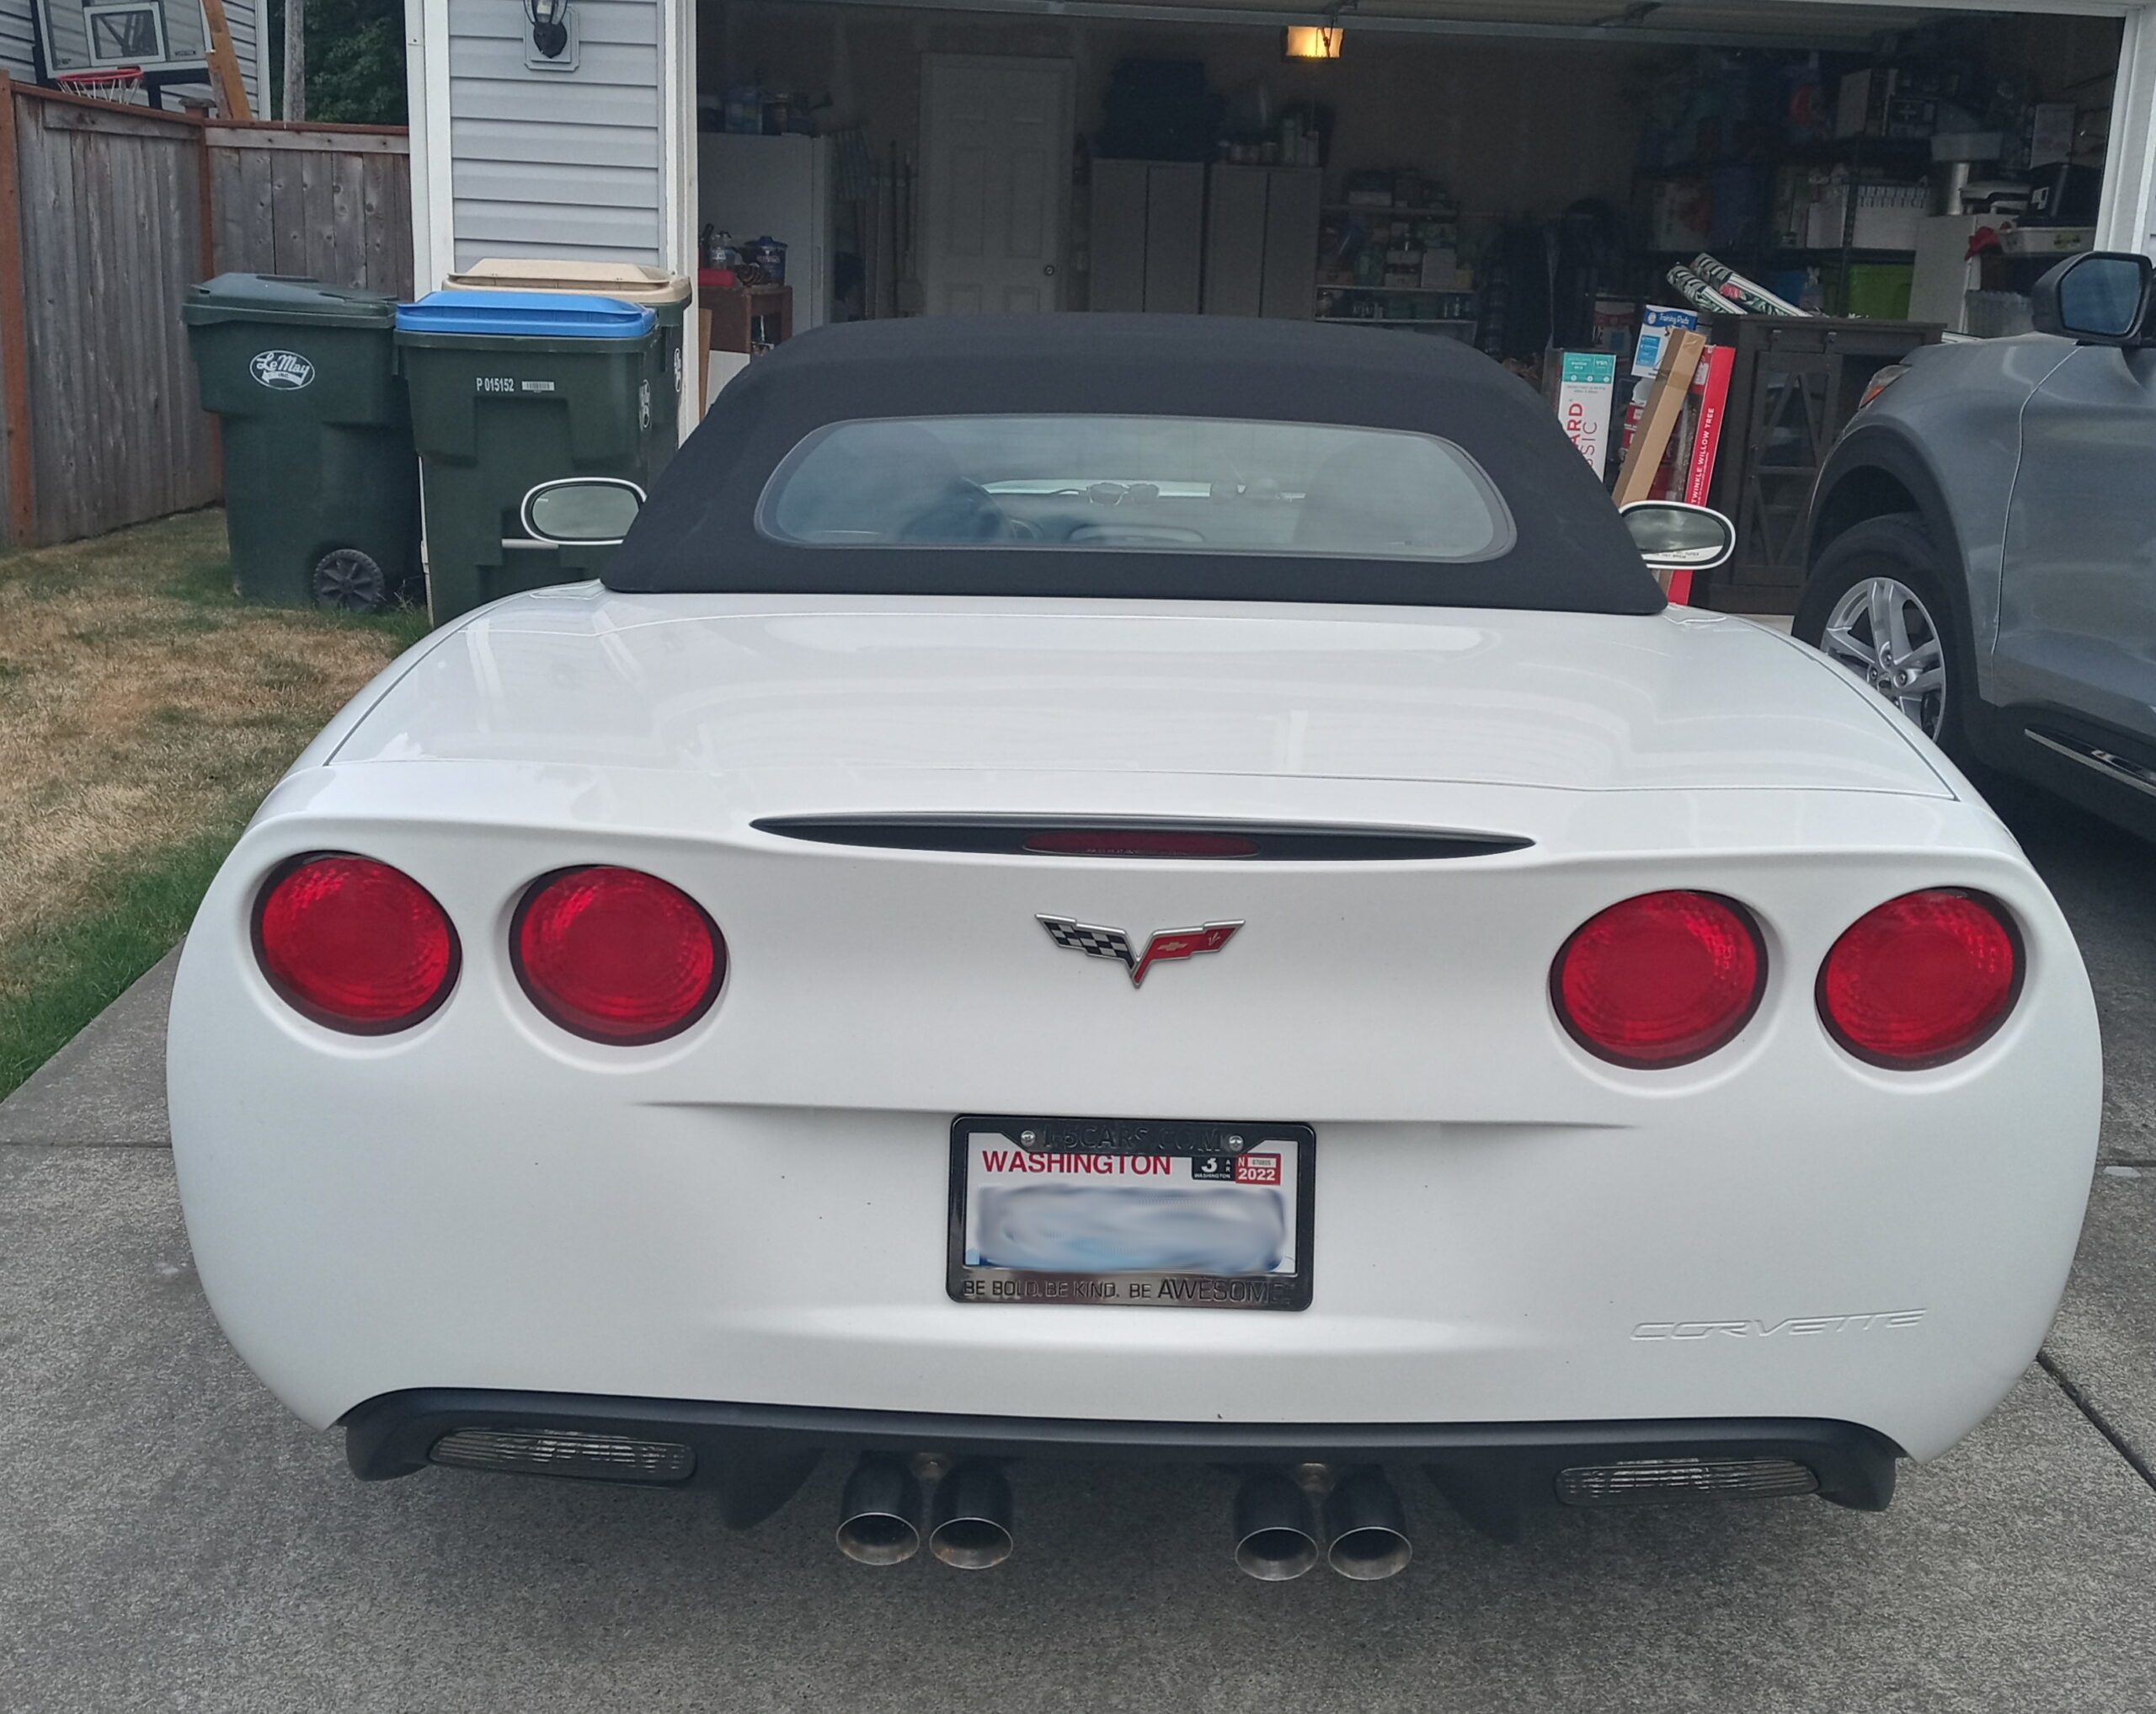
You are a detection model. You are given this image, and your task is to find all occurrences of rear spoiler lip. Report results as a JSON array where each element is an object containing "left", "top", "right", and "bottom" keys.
[{"left": 749, "top": 814, "right": 1534, "bottom": 862}]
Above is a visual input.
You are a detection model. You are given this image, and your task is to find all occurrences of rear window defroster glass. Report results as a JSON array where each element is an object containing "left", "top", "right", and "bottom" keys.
[{"left": 757, "top": 414, "right": 1516, "bottom": 563}]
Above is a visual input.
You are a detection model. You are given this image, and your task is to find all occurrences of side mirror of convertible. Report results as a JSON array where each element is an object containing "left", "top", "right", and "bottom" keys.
[
  {"left": 2031, "top": 251, "right": 2153, "bottom": 346},
  {"left": 521, "top": 477, "right": 646, "bottom": 547},
  {"left": 1620, "top": 499, "right": 1737, "bottom": 579}
]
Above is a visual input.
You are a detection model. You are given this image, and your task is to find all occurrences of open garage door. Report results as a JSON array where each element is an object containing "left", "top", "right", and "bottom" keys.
[
  {"left": 694, "top": 0, "right": 2133, "bottom": 328},
  {"left": 684, "top": 0, "right": 2138, "bottom": 606}
]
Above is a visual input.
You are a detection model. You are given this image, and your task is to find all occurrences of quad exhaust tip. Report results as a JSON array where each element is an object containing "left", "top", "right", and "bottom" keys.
[
  {"left": 839, "top": 1456, "right": 1016, "bottom": 1569},
  {"left": 1233, "top": 1466, "right": 1412, "bottom": 1582},
  {"left": 1322, "top": 1467, "right": 1413, "bottom": 1581},
  {"left": 842, "top": 1455, "right": 1407, "bottom": 1579},
  {"left": 927, "top": 1460, "right": 1016, "bottom": 1570},
  {"left": 1232, "top": 1471, "right": 1322, "bottom": 1581},
  {"left": 835, "top": 1455, "right": 922, "bottom": 1567}
]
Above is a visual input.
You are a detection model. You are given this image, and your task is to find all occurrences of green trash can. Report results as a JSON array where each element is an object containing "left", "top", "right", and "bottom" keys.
[
  {"left": 394, "top": 291, "right": 666, "bottom": 624},
  {"left": 442, "top": 259, "right": 692, "bottom": 478},
  {"left": 181, "top": 274, "right": 422, "bottom": 610}
]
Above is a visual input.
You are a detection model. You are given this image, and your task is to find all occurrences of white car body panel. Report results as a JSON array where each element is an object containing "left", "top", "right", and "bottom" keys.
[{"left": 168, "top": 587, "right": 2101, "bottom": 1464}]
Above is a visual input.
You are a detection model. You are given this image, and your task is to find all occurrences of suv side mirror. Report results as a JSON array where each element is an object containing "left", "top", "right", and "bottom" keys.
[
  {"left": 521, "top": 477, "right": 646, "bottom": 546},
  {"left": 2031, "top": 251, "right": 2153, "bottom": 346},
  {"left": 1620, "top": 499, "right": 1737, "bottom": 575}
]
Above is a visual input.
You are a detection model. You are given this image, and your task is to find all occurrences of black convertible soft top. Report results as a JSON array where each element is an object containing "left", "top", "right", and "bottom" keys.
[{"left": 604, "top": 314, "right": 1664, "bottom": 615}]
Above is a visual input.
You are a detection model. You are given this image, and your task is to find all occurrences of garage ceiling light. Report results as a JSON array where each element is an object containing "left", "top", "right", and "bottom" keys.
[{"left": 1283, "top": 22, "right": 1343, "bottom": 56}]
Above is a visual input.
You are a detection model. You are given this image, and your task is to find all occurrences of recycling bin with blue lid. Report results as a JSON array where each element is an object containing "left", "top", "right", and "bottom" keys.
[{"left": 394, "top": 290, "right": 665, "bottom": 623}]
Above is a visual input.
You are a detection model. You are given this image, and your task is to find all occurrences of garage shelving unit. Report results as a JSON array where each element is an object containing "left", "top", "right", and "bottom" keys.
[
  {"left": 1633, "top": 133, "right": 1934, "bottom": 318},
  {"left": 1315, "top": 200, "right": 1480, "bottom": 335}
]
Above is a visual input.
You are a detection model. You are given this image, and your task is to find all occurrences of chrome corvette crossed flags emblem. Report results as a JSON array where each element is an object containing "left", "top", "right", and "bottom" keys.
[{"left": 1038, "top": 916, "right": 1243, "bottom": 988}]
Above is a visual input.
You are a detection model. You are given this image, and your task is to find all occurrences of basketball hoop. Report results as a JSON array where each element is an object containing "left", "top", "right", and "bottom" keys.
[{"left": 54, "top": 67, "right": 145, "bottom": 102}]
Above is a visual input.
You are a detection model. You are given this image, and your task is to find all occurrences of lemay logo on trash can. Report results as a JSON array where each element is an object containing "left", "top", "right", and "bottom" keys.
[{"left": 251, "top": 350, "right": 316, "bottom": 391}]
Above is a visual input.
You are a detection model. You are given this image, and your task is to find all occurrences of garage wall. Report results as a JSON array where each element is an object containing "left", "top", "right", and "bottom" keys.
[
  {"left": 446, "top": 0, "right": 664, "bottom": 265},
  {"left": 705, "top": 3, "right": 1664, "bottom": 220}
]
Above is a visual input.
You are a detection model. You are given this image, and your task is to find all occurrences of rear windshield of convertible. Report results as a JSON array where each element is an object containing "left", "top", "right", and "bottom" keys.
[{"left": 756, "top": 415, "right": 1517, "bottom": 563}]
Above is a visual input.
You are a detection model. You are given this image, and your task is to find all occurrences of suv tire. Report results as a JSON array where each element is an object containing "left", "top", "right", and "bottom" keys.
[{"left": 1794, "top": 513, "right": 1971, "bottom": 762}]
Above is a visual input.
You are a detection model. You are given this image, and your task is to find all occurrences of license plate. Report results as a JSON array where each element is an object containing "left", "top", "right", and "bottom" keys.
[{"left": 947, "top": 1116, "right": 1314, "bottom": 1311}]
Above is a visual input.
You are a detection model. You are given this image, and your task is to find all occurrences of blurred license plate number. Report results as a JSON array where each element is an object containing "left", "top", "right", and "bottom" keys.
[{"left": 947, "top": 1117, "right": 1314, "bottom": 1311}]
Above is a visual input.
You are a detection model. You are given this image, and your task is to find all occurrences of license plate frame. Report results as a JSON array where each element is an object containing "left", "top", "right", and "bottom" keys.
[{"left": 947, "top": 1115, "right": 1315, "bottom": 1311}]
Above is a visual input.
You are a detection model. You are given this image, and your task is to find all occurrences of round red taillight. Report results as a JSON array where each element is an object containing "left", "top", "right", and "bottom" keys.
[
  {"left": 253, "top": 853, "right": 459, "bottom": 1033},
  {"left": 1819, "top": 889, "right": 2020, "bottom": 1069},
  {"left": 1553, "top": 890, "right": 1765, "bottom": 1068},
  {"left": 513, "top": 867, "right": 723, "bottom": 1044}
]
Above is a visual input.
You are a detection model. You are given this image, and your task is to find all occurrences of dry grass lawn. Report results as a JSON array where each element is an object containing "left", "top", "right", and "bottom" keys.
[{"left": 0, "top": 509, "right": 424, "bottom": 1094}]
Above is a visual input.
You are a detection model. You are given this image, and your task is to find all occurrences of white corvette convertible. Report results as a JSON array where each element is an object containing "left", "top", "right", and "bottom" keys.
[{"left": 168, "top": 316, "right": 2100, "bottom": 1579}]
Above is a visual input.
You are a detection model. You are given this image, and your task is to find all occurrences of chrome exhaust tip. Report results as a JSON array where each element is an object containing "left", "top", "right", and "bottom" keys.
[
  {"left": 927, "top": 1461, "right": 1015, "bottom": 1570},
  {"left": 835, "top": 1455, "right": 921, "bottom": 1566},
  {"left": 1322, "top": 1467, "right": 1412, "bottom": 1581},
  {"left": 1232, "top": 1471, "right": 1321, "bottom": 1581}
]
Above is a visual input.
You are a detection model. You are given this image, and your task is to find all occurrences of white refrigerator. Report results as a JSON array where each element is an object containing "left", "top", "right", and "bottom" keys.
[{"left": 697, "top": 133, "right": 835, "bottom": 332}]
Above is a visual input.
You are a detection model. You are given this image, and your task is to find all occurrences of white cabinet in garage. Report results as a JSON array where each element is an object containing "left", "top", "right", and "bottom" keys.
[{"left": 1203, "top": 165, "right": 1321, "bottom": 318}]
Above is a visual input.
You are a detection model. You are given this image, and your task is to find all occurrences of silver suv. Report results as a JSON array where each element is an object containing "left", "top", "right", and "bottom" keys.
[{"left": 1795, "top": 250, "right": 2156, "bottom": 841}]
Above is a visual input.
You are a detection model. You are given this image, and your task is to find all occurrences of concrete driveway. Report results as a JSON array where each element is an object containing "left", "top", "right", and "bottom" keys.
[{"left": 4, "top": 785, "right": 2154, "bottom": 1712}]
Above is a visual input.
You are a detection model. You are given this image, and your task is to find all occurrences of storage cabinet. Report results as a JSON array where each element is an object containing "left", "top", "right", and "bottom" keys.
[
  {"left": 1203, "top": 165, "right": 1321, "bottom": 318},
  {"left": 1090, "top": 160, "right": 1205, "bottom": 313},
  {"left": 1092, "top": 160, "right": 1320, "bottom": 318}
]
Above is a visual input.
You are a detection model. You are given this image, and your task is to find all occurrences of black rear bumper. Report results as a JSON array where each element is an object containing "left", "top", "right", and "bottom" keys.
[{"left": 343, "top": 1390, "right": 1900, "bottom": 1540}]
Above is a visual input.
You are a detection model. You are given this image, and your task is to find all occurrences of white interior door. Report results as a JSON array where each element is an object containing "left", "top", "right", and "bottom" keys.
[{"left": 919, "top": 56, "right": 1074, "bottom": 315}]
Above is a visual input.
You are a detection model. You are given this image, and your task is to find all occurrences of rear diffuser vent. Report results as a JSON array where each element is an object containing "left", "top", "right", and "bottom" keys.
[
  {"left": 1555, "top": 1456, "right": 1818, "bottom": 1507},
  {"left": 430, "top": 1427, "right": 696, "bottom": 1484},
  {"left": 754, "top": 816, "right": 1530, "bottom": 862}
]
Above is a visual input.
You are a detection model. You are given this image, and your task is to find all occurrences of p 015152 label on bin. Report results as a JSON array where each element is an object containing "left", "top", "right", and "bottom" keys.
[{"left": 250, "top": 350, "right": 314, "bottom": 391}]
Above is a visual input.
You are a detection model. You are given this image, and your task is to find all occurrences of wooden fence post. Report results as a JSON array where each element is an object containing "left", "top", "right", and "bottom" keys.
[{"left": 0, "top": 75, "right": 36, "bottom": 548}]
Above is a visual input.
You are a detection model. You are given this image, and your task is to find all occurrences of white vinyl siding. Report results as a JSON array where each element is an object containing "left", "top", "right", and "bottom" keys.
[
  {"left": 446, "top": 0, "right": 661, "bottom": 268},
  {"left": 163, "top": 0, "right": 269, "bottom": 115},
  {"left": 0, "top": 0, "right": 34, "bottom": 79}
]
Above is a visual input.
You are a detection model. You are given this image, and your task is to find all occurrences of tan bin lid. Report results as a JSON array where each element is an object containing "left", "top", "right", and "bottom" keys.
[{"left": 444, "top": 259, "right": 692, "bottom": 305}]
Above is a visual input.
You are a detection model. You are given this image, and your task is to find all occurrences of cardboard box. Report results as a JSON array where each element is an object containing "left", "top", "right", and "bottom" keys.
[
  {"left": 1805, "top": 174, "right": 1928, "bottom": 253},
  {"left": 1632, "top": 306, "right": 1700, "bottom": 378},
  {"left": 1998, "top": 225, "right": 2093, "bottom": 256},
  {"left": 1614, "top": 328, "right": 1708, "bottom": 513},
  {"left": 1834, "top": 67, "right": 1881, "bottom": 140},
  {"left": 1553, "top": 351, "right": 1619, "bottom": 479},
  {"left": 1650, "top": 179, "right": 1712, "bottom": 253},
  {"left": 1591, "top": 297, "right": 1636, "bottom": 358}
]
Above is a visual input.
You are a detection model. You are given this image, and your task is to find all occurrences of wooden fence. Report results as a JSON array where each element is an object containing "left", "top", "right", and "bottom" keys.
[
  {"left": 0, "top": 77, "right": 413, "bottom": 549},
  {"left": 205, "top": 121, "right": 413, "bottom": 298}
]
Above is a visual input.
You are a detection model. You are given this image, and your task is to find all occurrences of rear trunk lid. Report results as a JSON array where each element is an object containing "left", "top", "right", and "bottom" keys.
[{"left": 331, "top": 589, "right": 1952, "bottom": 799}]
